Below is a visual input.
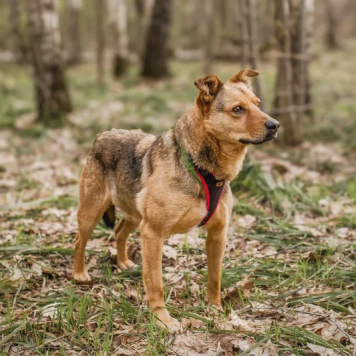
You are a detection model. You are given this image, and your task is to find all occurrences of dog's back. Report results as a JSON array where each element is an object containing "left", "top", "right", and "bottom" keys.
[{"left": 90, "top": 128, "right": 156, "bottom": 193}]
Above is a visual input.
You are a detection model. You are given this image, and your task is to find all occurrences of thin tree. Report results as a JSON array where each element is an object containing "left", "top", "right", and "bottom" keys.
[
  {"left": 324, "top": 0, "right": 339, "bottom": 49},
  {"left": 10, "top": 0, "right": 27, "bottom": 63},
  {"left": 141, "top": 0, "right": 173, "bottom": 79},
  {"left": 26, "top": 0, "right": 72, "bottom": 122},
  {"left": 246, "top": 0, "right": 264, "bottom": 104},
  {"left": 203, "top": 0, "right": 215, "bottom": 75},
  {"left": 66, "top": 0, "right": 82, "bottom": 65},
  {"left": 135, "top": 0, "right": 155, "bottom": 58},
  {"left": 238, "top": 0, "right": 249, "bottom": 67},
  {"left": 273, "top": 0, "right": 301, "bottom": 145},
  {"left": 303, "top": 0, "right": 314, "bottom": 117},
  {"left": 109, "top": 0, "right": 129, "bottom": 78},
  {"left": 289, "top": 0, "right": 314, "bottom": 118},
  {"left": 96, "top": 0, "right": 106, "bottom": 86}
]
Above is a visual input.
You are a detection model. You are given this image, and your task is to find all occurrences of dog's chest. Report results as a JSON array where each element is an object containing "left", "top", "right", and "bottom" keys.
[{"left": 170, "top": 198, "right": 207, "bottom": 234}]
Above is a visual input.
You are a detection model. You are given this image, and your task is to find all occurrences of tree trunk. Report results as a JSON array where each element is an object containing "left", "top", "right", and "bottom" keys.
[
  {"left": 273, "top": 0, "right": 301, "bottom": 145},
  {"left": 96, "top": 0, "right": 106, "bottom": 86},
  {"left": 304, "top": 0, "right": 314, "bottom": 117},
  {"left": 26, "top": 0, "right": 72, "bottom": 123},
  {"left": 109, "top": 0, "right": 129, "bottom": 78},
  {"left": 136, "top": 0, "right": 155, "bottom": 58},
  {"left": 10, "top": 0, "right": 27, "bottom": 63},
  {"left": 141, "top": 0, "right": 173, "bottom": 79},
  {"left": 324, "top": 0, "right": 339, "bottom": 49},
  {"left": 66, "top": 0, "right": 82, "bottom": 65},
  {"left": 289, "top": 0, "right": 313, "bottom": 118},
  {"left": 246, "top": 0, "right": 264, "bottom": 105},
  {"left": 203, "top": 0, "right": 215, "bottom": 75},
  {"left": 238, "top": 0, "right": 249, "bottom": 68}
]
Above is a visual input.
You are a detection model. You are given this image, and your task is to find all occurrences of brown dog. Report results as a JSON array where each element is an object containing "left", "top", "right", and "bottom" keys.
[{"left": 72, "top": 69, "right": 279, "bottom": 332}]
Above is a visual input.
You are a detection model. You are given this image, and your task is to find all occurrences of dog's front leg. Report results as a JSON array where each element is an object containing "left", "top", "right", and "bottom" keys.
[
  {"left": 140, "top": 222, "right": 181, "bottom": 333},
  {"left": 206, "top": 222, "right": 227, "bottom": 308}
]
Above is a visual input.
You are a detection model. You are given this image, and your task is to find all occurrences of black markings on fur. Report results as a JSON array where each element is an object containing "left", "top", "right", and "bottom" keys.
[
  {"left": 102, "top": 205, "right": 115, "bottom": 229},
  {"left": 198, "top": 143, "right": 218, "bottom": 167},
  {"left": 145, "top": 146, "right": 154, "bottom": 177},
  {"left": 171, "top": 130, "right": 181, "bottom": 163},
  {"left": 127, "top": 141, "right": 143, "bottom": 181}
]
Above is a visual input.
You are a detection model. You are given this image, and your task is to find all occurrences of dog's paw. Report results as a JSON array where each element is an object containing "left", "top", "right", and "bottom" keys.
[
  {"left": 117, "top": 259, "right": 136, "bottom": 271},
  {"left": 156, "top": 316, "right": 181, "bottom": 333},
  {"left": 72, "top": 271, "right": 92, "bottom": 285},
  {"left": 155, "top": 309, "right": 181, "bottom": 333},
  {"left": 205, "top": 302, "right": 223, "bottom": 316}
]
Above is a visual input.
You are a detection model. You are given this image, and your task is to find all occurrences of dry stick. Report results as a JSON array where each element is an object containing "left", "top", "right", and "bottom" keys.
[{"left": 44, "top": 332, "right": 72, "bottom": 346}]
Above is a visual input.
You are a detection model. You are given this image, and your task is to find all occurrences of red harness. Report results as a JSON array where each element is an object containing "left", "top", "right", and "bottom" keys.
[{"left": 194, "top": 167, "right": 226, "bottom": 226}]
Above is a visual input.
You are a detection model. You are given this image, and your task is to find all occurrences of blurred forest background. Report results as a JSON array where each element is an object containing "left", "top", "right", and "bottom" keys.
[{"left": 1, "top": 0, "right": 356, "bottom": 355}]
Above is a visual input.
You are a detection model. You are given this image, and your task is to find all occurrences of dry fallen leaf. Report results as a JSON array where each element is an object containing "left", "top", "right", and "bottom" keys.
[
  {"left": 223, "top": 269, "right": 256, "bottom": 305},
  {"left": 113, "top": 347, "right": 133, "bottom": 355},
  {"left": 307, "top": 343, "right": 338, "bottom": 356}
]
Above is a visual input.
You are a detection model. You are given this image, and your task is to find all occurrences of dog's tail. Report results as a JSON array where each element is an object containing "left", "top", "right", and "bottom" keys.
[{"left": 102, "top": 205, "right": 116, "bottom": 229}]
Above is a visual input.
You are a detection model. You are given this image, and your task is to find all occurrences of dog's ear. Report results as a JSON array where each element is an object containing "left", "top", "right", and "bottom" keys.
[
  {"left": 194, "top": 74, "right": 223, "bottom": 99},
  {"left": 194, "top": 75, "right": 223, "bottom": 112},
  {"left": 228, "top": 69, "right": 259, "bottom": 85}
]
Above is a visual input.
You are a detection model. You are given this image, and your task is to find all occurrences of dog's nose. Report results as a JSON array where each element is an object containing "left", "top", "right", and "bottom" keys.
[{"left": 265, "top": 120, "right": 280, "bottom": 131}]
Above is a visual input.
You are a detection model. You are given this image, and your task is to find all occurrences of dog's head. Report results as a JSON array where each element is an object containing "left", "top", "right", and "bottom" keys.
[{"left": 194, "top": 69, "right": 279, "bottom": 145}]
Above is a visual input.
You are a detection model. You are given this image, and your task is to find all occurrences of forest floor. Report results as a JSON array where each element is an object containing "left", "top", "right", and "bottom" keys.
[{"left": 1, "top": 43, "right": 356, "bottom": 355}]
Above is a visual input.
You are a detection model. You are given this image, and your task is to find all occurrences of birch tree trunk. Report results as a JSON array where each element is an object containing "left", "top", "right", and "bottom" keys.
[
  {"left": 141, "top": 0, "right": 173, "bottom": 78},
  {"left": 289, "top": 0, "right": 314, "bottom": 118},
  {"left": 66, "top": 0, "right": 82, "bottom": 65},
  {"left": 109, "top": 0, "right": 129, "bottom": 78},
  {"left": 246, "top": 0, "right": 264, "bottom": 104},
  {"left": 324, "top": 0, "right": 339, "bottom": 49},
  {"left": 273, "top": 0, "right": 301, "bottom": 145},
  {"left": 289, "top": 0, "right": 306, "bottom": 122},
  {"left": 10, "top": 0, "right": 27, "bottom": 63},
  {"left": 96, "top": 0, "right": 106, "bottom": 86},
  {"left": 304, "top": 0, "right": 314, "bottom": 117},
  {"left": 26, "top": 0, "right": 72, "bottom": 122},
  {"left": 203, "top": 0, "right": 215, "bottom": 75},
  {"left": 238, "top": 0, "right": 249, "bottom": 67}
]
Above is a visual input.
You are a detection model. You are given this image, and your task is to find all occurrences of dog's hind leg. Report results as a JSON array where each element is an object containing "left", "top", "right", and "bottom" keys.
[
  {"left": 73, "top": 164, "right": 110, "bottom": 283},
  {"left": 114, "top": 218, "right": 138, "bottom": 271}
]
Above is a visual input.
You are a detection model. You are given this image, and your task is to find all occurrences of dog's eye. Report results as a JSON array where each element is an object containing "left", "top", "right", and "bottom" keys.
[{"left": 232, "top": 106, "right": 244, "bottom": 113}]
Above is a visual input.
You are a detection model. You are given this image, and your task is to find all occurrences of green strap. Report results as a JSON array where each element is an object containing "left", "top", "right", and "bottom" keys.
[{"left": 180, "top": 147, "right": 201, "bottom": 183}]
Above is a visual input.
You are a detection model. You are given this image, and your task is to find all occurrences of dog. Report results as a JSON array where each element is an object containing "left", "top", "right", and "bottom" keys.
[{"left": 72, "top": 69, "right": 279, "bottom": 332}]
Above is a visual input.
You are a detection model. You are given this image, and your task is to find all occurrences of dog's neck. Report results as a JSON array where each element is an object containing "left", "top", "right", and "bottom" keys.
[{"left": 173, "top": 107, "right": 247, "bottom": 182}]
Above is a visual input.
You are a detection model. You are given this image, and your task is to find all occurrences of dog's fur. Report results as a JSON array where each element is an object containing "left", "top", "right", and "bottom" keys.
[{"left": 72, "top": 69, "right": 279, "bottom": 332}]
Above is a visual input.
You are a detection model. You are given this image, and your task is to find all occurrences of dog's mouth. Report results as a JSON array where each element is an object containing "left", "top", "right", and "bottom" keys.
[{"left": 239, "top": 133, "right": 277, "bottom": 145}]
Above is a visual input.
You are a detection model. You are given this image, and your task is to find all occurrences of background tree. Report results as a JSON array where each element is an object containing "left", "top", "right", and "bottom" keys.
[
  {"left": 66, "top": 0, "right": 82, "bottom": 65},
  {"left": 203, "top": 0, "right": 215, "bottom": 75},
  {"left": 26, "top": 0, "right": 72, "bottom": 122},
  {"left": 246, "top": 0, "right": 264, "bottom": 104},
  {"left": 134, "top": 0, "right": 155, "bottom": 58},
  {"left": 95, "top": 0, "right": 106, "bottom": 86},
  {"left": 289, "top": 0, "right": 314, "bottom": 119},
  {"left": 238, "top": 0, "right": 250, "bottom": 67},
  {"left": 273, "top": 0, "right": 301, "bottom": 145},
  {"left": 324, "top": 0, "right": 339, "bottom": 49},
  {"left": 109, "top": 0, "right": 129, "bottom": 78},
  {"left": 141, "top": 0, "right": 173, "bottom": 79},
  {"left": 10, "top": 0, "right": 27, "bottom": 63}
]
